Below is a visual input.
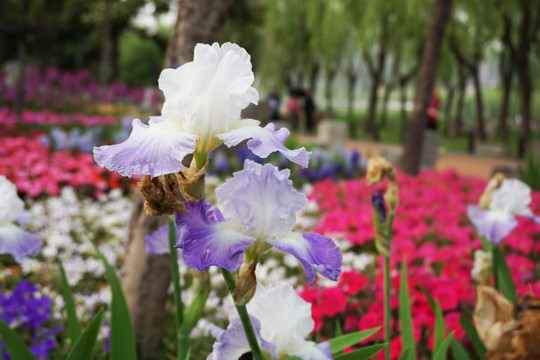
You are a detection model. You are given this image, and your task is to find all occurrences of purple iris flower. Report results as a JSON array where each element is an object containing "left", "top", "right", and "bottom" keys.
[
  {"left": 0, "top": 175, "right": 42, "bottom": 262},
  {"left": 175, "top": 160, "right": 342, "bottom": 285},
  {"left": 93, "top": 42, "right": 310, "bottom": 178}
]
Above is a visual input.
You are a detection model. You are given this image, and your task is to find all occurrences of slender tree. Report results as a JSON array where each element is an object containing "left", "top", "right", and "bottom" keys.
[{"left": 401, "top": 0, "right": 453, "bottom": 175}]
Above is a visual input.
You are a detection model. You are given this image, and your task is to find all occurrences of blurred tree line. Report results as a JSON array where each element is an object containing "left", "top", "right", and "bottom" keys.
[{"left": 1, "top": 0, "right": 539, "bottom": 154}]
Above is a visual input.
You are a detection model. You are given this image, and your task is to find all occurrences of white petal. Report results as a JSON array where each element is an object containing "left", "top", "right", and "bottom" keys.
[
  {"left": 490, "top": 179, "right": 533, "bottom": 216},
  {"left": 0, "top": 175, "right": 24, "bottom": 224}
]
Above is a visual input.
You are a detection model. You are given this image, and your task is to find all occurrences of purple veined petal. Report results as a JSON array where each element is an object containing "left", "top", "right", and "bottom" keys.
[
  {"left": 289, "top": 342, "right": 333, "bottom": 360},
  {"left": 144, "top": 224, "right": 171, "bottom": 255},
  {"left": 175, "top": 200, "right": 255, "bottom": 272},
  {"left": 93, "top": 118, "right": 198, "bottom": 178},
  {"left": 467, "top": 205, "right": 518, "bottom": 244},
  {"left": 0, "top": 224, "right": 42, "bottom": 263},
  {"left": 267, "top": 231, "right": 342, "bottom": 285},
  {"left": 208, "top": 316, "right": 278, "bottom": 360},
  {"left": 217, "top": 120, "right": 311, "bottom": 168}
]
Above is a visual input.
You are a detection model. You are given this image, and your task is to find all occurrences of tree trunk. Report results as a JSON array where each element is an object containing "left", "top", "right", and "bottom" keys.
[
  {"left": 400, "top": 0, "right": 452, "bottom": 175},
  {"left": 121, "top": 196, "right": 169, "bottom": 360},
  {"left": 324, "top": 67, "right": 336, "bottom": 116},
  {"left": 347, "top": 71, "right": 358, "bottom": 138},
  {"left": 380, "top": 83, "right": 393, "bottom": 130},
  {"left": 498, "top": 54, "right": 512, "bottom": 145},
  {"left": 517, "top": 66, "right": 532, "bottom": 158},
  {"left": 165, "top": 0, "right": 227, "bottom": 68},
  {"left": 309, "top": 63, "right": 320, "bottom": 94},
  {"left": 399, "top": 80, "right": 408, "bottom": 141},
  {"left": 14, "top": 38, "right": 25, "bottom": 120},
  {"left": 453, "top": 64, "right": 467, "bottom": 137},
  {"left": 472, "top": 66, "right": 486, "bottom": 141},
  {"left": 366, "top": 72, "right": 380, "bottom": 136},
  {"left": 99, "top": 0, "right": 112, "bottom": 85}
]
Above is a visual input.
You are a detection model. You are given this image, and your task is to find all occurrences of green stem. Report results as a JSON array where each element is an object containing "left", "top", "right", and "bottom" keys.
[
  {"left": 220, "top": 268, "right": 264, "bottom": 360},
  {"left": 492, "top": 247, "right": 499, "bottom": 290},
  {"left": 384, "top": 213, "right": 395, "bottom": 360},
  {"left": 168, "top": 220, "right": 187, "bottom": 360}
]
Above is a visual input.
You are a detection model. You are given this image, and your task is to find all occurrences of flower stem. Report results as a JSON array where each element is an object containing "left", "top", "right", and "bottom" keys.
[
  {"left": 384, "top": 213, "right": 395, "bottom": 360},
  {"left": 220, "top": 268, "right": 264, "bottom": 360},
  {"left": 168, "top": 220, "right": 187, "bottom": 360},
  {"left": 492, "top": 247, "right": 499, "bottom": 290}
]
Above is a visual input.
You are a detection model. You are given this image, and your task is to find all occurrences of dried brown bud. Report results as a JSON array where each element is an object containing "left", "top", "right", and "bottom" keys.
[
  {"left": 137, "top": 174, "right": 187, "bottom": 216},
  {"left": 474, "top": 286, "right": 540, "bottom": 360},
  {"left": 177, "top": 157, "right": 208, "bottom": 202},
  {"left": 479, "top": 173, "right": 506, "bottom": 210},
  {"left": 233, "top": 260, "right": 258, "bottom": 306},
  {"left": 366, "top": 157, "right": 396, "bottom": 185}
]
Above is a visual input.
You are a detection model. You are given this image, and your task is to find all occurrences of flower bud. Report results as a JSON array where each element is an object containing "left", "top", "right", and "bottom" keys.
[
  {"left": 177, "top": 157, "right": 208, "bottom": 202},
  {"left": 384, "top": 182, "right": 399, "bottom": 214},
  {"left": 233, "top": 260, "right": 258, "bottom": 306},
  {"left": 366, "top": 157, "right": 396, "bottom": 184},
  {"left": 479, "top": 173, "right": 505, "bottom": 210}
]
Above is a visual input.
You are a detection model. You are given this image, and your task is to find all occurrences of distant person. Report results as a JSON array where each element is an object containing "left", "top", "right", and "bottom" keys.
[
  {"left": 268, "top": 87, "right": 281, "bottom": 120},
  {"left": 304, "top": 89, "right": 316, "bottom": 133},
  {"left": 426, "top": 88, "right": 440, "bottom": 130},
  {"left": 286, "top": 90, "right": 300, "bottom": 131}
]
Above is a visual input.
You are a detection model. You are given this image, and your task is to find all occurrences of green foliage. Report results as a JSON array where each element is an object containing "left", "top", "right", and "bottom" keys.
[
  {"left": 0, "top": 318, "right": 38, "bottom": 360},
  {"left": 459, "top": 315, "right": 487, "bottom": 358},
  {"left": 92, "top": 242, "right": 136, "bottom": 360},
  {"left": 519, "top": 154, "right": 540, "bottom": 190},
  {"left": 58, "top": 260, "right": 83, "bottom": 345},
  {"left": 493, "top": 247, "right": 517, "bottom": 302},
  {"left": 119, "top": 31, "right": 164, "bottom": 87},
  {"left": 334, "top": 344, "right": 386, "bottom": 360},
  {"left": 432, "top": 333, "right": 454, "bottom": 360},
  {"left": 328, "top": 327, "right": 380, "bottom": 354},
  {"left": 398, "top": 261, "right": 416, "bottom": 360},
  {"left": 66, "top": 308, "right": 104, "bottom": 360}
]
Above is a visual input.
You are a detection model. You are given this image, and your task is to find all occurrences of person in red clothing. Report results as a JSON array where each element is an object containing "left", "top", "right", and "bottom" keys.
[{"left": 426, "top": 88, "right": 440, "bottom": 130}]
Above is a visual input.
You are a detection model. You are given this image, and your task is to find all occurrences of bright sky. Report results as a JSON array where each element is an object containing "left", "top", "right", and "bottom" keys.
[{"left": 133, "top": 2, "right": 178, "bottom": 35}]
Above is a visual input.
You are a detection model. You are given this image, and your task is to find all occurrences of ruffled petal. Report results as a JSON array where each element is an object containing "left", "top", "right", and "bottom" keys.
[
  {"left": 0, "top": 224, "right": 42, "bottom": 262},
  {"left": 175, "top": 200, "right": 255, "bottom": 272},
  {"left": 467, "top": 205, "right": 518, "bottom": 244},
  {"left": 217, "top": 120, "right": 310, "bottom": 168},
  {"left": 159, "top": 43, "right": 258, "bottom": 146},
  {"left": 93, "top": 118, "right": 198, "bottom": 178},
  {"left": 289, "top": 342, "right": 333, "bottom": 360},
  {"left": 241, "top": 283, "right": 314, "bottom": 356},
  {"left": 267, "top": 232, "right": 342, "bottom": 285},
  {"left": 208, "top": 316, "right": 278, "bottom": 360},
  {"left": 144, "top": 224, "right": 170, "bottom": 255},
  {"left": 0, "top": 175, "right": 24, "bottom": 224},
  {"left": 215, "top": 160, "right": 307, "bottom": 240},
  {"left": 490, "top": 179, "right": 533, "bottom": 216}
]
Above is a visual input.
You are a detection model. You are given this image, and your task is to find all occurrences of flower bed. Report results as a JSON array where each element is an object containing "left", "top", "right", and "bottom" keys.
[{"left": 301, "top": 169, "right": 540, "bottom": 358}]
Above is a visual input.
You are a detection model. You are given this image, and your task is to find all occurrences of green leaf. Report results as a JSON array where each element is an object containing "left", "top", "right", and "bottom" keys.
[
  {"left": 398, "top": 261, "right": 416, "bottom": 360},
  {"left": 93, "top": 242, "right": 136, "bottom": 360},
  {"left": 58, "top": 259, "right": 82, "bottom": 344},
  {"left": 433, "top": 300, "right": 444, "bottom": 353},
  {"left": 459, "top": 315, "right": 486, "bottom": 358},
  {"left": 398, "top": 346, "right": 412, "bottom": 360},
  {"left": 66, "top": 308, "right": 104, "bottom": 360},
  {"left": 493, "top": 247, "right": 516, "bottom": 302},
  {"left": 0, "top": 317, "right": 38, "bottom": 360},
  {"left": 334, "top": 343, "right": 386, "bottom": 360},
  {"left": 432, "top": 332, "right": 453, "bottom": 360},
  {"left": 479, "top": 236, "right": 492, "bottom": 252},
  {"left": 328, "top": 327, "right": 380, "bottom": 354},
  {"left": 450, "top": 337, "right": 472, "bottom": 360}
]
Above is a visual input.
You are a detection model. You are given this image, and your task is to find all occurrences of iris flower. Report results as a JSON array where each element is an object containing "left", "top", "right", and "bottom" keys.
[
  {"left": 94, "top": 42, "right": 310, "bottom": 177},
  {"left": 467, "top": 178, "right": 534, "bottom": 244},
  {"left": 0, "top": 175, "right": 42, "bottom": 262},
  {"left": 175, "top": 160, "right": 342, "bottom": 285},
  {"left": 209, "top": 282, "right": 332, "bottom": 360}
]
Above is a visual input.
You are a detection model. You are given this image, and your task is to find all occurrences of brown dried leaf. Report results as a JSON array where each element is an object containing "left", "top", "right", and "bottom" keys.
[{"left": 137, "top": 174, "right": 187, "bottom": 216}]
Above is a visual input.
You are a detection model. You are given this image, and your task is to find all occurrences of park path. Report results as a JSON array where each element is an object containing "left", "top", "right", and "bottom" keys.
[{"left": 298, "top": 135, "right": 520, "bottom": 179}]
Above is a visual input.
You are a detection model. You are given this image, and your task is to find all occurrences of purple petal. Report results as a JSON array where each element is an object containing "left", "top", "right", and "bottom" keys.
[
  {"left": 208, "top": 316, "right": 278, "bottom": 360},
  {"left": 217, "top": 121, "right": 310, "bottom": 168},
  {"left": 144, "top": 224, "right": 171, "bottom": 255},
  {"left": 0, "top": 224, "right": 42, "bottom": 262},
  {"left": 467, "top": 205, "right": 518, "bottom": 244},
  {"left": 175, "top": 200, "right": 255, "bottom": 272},
  {"left": 93, "top": 118, "right": 198, "bottom": 178},
  {"left": 267, "top": 232, "right": 342, "bottom": 285}
]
